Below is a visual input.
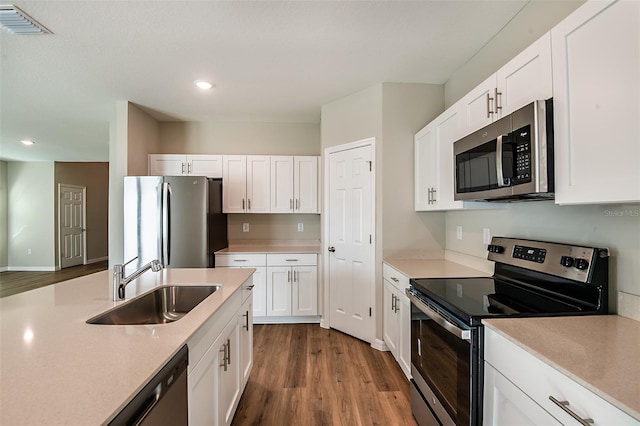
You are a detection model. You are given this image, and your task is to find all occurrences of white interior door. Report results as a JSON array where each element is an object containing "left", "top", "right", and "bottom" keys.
[
  {"left": 59, "top": 184, "right": 86, "bottom": 268},
  {"left": 327, "top": 142, "right": 374, "bottom": 343}
]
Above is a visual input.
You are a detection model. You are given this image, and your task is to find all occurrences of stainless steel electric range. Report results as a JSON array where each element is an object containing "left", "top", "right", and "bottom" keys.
[{"left": 406, "top": 237, "right": 609, "bottom": 426}]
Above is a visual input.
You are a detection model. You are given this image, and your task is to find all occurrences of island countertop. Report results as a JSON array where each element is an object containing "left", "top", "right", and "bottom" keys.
[{"left": 0, "top": 267, "right": 255, "bottom": 425}]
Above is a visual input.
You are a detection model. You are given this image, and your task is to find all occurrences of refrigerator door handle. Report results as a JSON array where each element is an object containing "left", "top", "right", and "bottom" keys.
[{"left": 161, "top": 182, "right": 172, "bottom": 266}]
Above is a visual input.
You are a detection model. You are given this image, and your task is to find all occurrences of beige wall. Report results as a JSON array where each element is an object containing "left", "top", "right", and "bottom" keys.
[
  {"left": 128, "top": 103, "right": 161, "bottom": 176},
  {"left": 158, "top": 121, "right": 320, "bottom": 155},
  {"left": 228, "top": 214, "right": 320, "bottom": 242},
  {"left": 444, "top": 0, "right": 585, "bottom": 107},
  {"left": 0, "top": 161, "right": 7, "bottom": 269},
  {"left": 442, "top": 0, "right": 638, "bottom": 311},
  {"left": 7, "top": 162, "right": 56, "bottom": 269},
  {"left": 55, "top": 162, "right": 109, "bottom": 263}
]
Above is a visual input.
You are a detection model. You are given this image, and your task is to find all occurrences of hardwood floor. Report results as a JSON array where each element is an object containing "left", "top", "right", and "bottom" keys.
[
  {"left": 233, "top": 324, "right": 417, "bottom": 426},
  {"left": 0, "top": 261, "right": 109, "bottom": 298}
]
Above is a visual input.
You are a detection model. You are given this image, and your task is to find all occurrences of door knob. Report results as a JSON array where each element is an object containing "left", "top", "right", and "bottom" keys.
[{"left": 328, "top": 246, "right": 336, "bottom": 253}]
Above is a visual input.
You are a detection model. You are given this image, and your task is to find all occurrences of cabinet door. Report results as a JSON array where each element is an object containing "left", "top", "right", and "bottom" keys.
[
  {"left": 148, "top": 154, "right": 186, "bottom": 176},
  {"left": 246, "top": 156, "right": 271, "bottom": 213},
  {"left": 397, "top": 289, "right": 411, "bottom": 378},
  {"left": 240, "top": 294, "right": 253, "bottom": 388},
  {"left": 484, "top": 362, "right": 561, "bottom": 426},
  {"left": 552, "top": 0, "right": 640, "bottom": 204},
  {"left": 266, "top": 266, "right": 292, "bottom": 316},
  {"left": 435, "top": 105, "right": 464, "bottom": 211},
  {"left": 460, "top": 73, "right": 497, "bottom": 135},
  {"left": 292, "top": 265, "right": 317, "bottom": 316},
  {"left": 188, "top": 329, "right": 223, "bottom": 425},
  {"left": 496, "top": 32, "right": 552, "bottom": 117},
  {"left": 294, "top": 156, "right": 319, "bottom": 213},
  {"left": 223, "top": 155, "right": 247, "bottom": 213},
  {"left": 218, "top": 318, "right": 241, "bottom": 426},
  {"left": 252, "top": 266, "right": 267, "bottom": 318},
  {"left": 270, "top": 156, "right": 294, "bottom": 213},
  {"left": 382, "top": 278, "right": 399, "bottom": 356},
  {"left": 414, "top": 123, "right": 437, "bottom": 211},
  {"left": 188, "top": 155, "right": 223, "bottom": 178}
]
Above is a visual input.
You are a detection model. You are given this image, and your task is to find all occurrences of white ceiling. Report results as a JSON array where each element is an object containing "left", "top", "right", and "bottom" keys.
[{"left": 0, "top": 0, "right": 529, "bottom": 162}]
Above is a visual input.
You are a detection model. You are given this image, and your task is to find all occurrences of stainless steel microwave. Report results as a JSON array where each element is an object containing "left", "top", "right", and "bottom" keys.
[{"left": 454, "top": 99, "right": 554, "bottom": 201}]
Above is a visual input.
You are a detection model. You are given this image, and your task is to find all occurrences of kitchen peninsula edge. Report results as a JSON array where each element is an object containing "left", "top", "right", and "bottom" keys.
[{"left": 0, "top": 267, "right": 255, "bottom": 425}]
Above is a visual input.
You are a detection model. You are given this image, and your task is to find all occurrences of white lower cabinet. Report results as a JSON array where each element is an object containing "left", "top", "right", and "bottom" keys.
[
  {"left": 266, "top": 253, "right": 318, "bottom": 317},
  {"left": 382, "top": 263, "right": 411, "bottom": 379},
  {"left": 239, "top": 291, "right": 253, "bottom": 388},
  {"left": 216, "top": 254, "right": 267, "bottom": 318},
  {"left": 187, "top": 285, "right": 252, "bottom": 426},
  {"left": 484, "top": 327, "right": 638, "bottom": 425}
]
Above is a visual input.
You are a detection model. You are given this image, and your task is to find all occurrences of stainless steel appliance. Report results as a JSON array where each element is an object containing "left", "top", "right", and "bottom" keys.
[
  {"left": 109, "top": 345, "right": 189, "bottom": 425},
  {"left": 407, "top": 237, "right": 609, "bottom": 425},
  {"left": 454, "top": 99, "right": 554, "bottom": 201},
  {"left": 124, "top": 176, "right": 227, "bottom": 270}
]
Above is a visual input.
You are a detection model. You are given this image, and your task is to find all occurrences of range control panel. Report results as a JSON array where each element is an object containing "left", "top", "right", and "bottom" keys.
[{"left": 486, "top": 237, "right": 608, "bottom": 283}]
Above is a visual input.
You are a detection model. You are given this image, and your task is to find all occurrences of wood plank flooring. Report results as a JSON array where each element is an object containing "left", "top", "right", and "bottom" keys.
[
  {"left": 232, "top": 324, "right": 417, "bottom": 426},
  {"left": 0, "top": 261, "right": 109, "bottom": 298}
]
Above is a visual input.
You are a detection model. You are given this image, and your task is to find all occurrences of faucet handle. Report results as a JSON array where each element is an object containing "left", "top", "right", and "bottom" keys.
[{"left": 151, "top": 259, "right": 163, "bottom": 272}]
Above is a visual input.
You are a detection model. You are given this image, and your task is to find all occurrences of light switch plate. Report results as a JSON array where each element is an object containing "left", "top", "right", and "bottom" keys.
[
  {"left": 456, "top": 226, "right": 463, "bottom": 240},
  {"left": 297, "top": 223, "right": 304, "bottom": 232},
  {"left": 483, "top": 228, "right": 491, "bottom": 244},
  {"left": 242, "top": 223, "right": 249, "bottom": 233}
]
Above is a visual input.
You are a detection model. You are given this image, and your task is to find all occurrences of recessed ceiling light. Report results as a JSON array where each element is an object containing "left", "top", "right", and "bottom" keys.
[
  {"left": 20, "top": 139, "right": 35, "bottom": 146},
  {"left": 194, "top": 80, "right": 213, "bottom": 90},
  {"left": 0, "top": 5, "right": 51, "bottom": 35}
]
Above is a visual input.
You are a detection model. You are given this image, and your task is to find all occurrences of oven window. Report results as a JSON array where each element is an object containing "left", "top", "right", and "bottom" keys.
[
  {"left": 412, "top": 313, "right": 471, "bottom": 425},
  {"left": 456, "top": 139, "right": 515, "bottom": 193}
]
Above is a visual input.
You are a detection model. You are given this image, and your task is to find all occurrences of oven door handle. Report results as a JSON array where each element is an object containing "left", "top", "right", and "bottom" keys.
[{"left": 406, "top": 289, "right": 471, "bottom": 341}]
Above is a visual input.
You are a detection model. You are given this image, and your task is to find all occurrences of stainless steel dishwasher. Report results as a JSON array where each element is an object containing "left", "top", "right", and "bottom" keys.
[{"left": 109, "top": 345, "right": 189, "bottom": 426}]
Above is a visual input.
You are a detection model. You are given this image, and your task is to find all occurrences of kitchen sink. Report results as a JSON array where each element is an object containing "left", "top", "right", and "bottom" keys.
[{"left": 87, "top": 285, "right": 220, "bottom": 325}]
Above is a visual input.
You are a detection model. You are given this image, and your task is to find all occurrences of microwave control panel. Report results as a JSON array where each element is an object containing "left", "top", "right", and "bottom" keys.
[{"left": 514, "top": 125, "right": 532, "bottom": 183}]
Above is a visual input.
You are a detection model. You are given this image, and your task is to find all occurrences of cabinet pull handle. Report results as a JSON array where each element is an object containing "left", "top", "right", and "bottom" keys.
[
  {"left": 296, "top": 199, "right": 299, "bottom": 210},
  {"left": 220, "top": 344, "right": 227, "bottom": 371},
  {"left": 427, "top": 188, "right": 432, "bottom": 204},
  {"left": 486, "top": 93, "right": 495, "bottom": 117},
  {"left": 226, "top": 338, "right": 231, "bottom": 365},
  {"left": 288, "top": 270, "right": 291, "bottom": 282},
  {"left": 188, "top": 162, "right": 192, "bottom": 174},
  {"left": 234, "top": 259, "right": 247, "bottom": 262},
  {"left": 248, "top": 199, "right": 251, "bottom": 210},
  {"left": 391, "top": 294, "right": 396, "bottom": 311},
  {"left": 285, "top": 259, "right": 298, "bottom": 262},
  {"left": 242, "top": 199, "right": 245, "bottom": 210},
  {"left": 494, "top": 88, "right": 502, "bottom": 112},
  {"left": 391, "top": 277, "right": 399, "bottom": 283},
  {"left": 431, "top": 188, "right": 436, "bottom": 203},
  {"left": 182, "top": 163, "right": 186, "bottom": 174},
  {"left": 243, "top": 311, "right": 249, "bottom": 330},
  {"left": 294, "top": 270, "right": 297, "bottom": 283},
  {"left": 245, "top": 284, "right": 255, "bottom": 290},
  {"left": 395, "top": 295, "right": 400, "bottom": 313},
  {"left": 549, "top": 396, "right": 593, "bottom": 425}
]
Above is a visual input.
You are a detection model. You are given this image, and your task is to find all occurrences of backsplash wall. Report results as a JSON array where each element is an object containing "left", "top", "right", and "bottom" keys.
[
  {"left": 445, "top": 201, "right": 640, "bottom": 313},
  {"left": 227, "top": 214, "right": 321, "bottom": 243}
]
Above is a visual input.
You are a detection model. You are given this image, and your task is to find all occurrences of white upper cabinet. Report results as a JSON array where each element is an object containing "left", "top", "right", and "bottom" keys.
[
  {"left": 552, "top": 0, "right": 640, "bottom": 204},
  {"left": 414, "top": 122, "right": 437, "bottom": 211},
  {"left": 148, "top": 154, "right": 223, "bottom": 178},
  {"left": 223, "top": 155, "right": 270, "bottom": 213},
  {"left": 460, "top": 32, "right": 553, "bottom": 136},
  {"left": 271, "top": 156, "right": 319, "bottom": 214}
]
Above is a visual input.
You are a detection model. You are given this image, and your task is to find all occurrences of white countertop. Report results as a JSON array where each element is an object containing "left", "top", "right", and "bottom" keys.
[
  {"left": 0, "top": 267, "right": 254, "bottom": 425},
  {"left": 483, "top": 316, "right": 640, "bottom": 421},
  {"left": 384, "top": 258, "right": 490, "bottom": 278},
  {"left": 217, "top": 244, "right": 320, "bottom": 254}
]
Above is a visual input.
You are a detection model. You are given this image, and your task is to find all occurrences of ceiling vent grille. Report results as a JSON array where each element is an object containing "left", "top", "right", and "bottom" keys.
[{"left": 0, "top": 5, "right": 51, "bottom": 35}]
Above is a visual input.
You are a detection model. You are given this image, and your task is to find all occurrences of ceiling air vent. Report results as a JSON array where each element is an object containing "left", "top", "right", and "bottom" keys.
[{"left": 0, "top": 5, "right": 51, "bottom": 35}]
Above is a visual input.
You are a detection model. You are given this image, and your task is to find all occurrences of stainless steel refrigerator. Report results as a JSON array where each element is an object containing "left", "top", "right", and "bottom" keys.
[{"left": 123, "top": 176, "right": 227, "bottom": 270}]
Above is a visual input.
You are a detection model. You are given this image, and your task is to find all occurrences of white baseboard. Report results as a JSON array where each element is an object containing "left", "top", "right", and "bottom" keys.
[
  {"left": 253, "top": 316, "right": 321, "bottom": 324},
  {"left": 0, "top": 266, "right": 8, "bottom": 272},
  {"left": 319, "top": 318, "right": 330, "bottom": 329},
  {"left": 6, "top": 266, "right": 59, "bottom": 272},
  {"left": 371, "top": 338, "right": 389, "bottom": 352},
  {"left": 86, "top": 256, "right": 108, "bottom": 264}
]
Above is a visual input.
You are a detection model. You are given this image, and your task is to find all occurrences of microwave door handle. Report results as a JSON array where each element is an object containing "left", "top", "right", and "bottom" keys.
[{"left": 496, "top": 134, "right": 508, "bottom": 187}]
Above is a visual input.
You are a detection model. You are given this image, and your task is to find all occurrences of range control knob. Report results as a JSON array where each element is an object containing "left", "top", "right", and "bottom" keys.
[
  {"left": 560, "top": 256, "right": 574, "bottom": 268},
  {"left": 487, "top": 244, "right": 505, "bottom": 254},
  {"left": 574, "top": 258, "right": 589, "bottom": 270}
]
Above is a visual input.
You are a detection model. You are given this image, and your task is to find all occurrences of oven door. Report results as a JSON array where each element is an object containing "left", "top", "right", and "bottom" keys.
[{"left": 407, "top": 289, "right": 481, "bottom": 426}]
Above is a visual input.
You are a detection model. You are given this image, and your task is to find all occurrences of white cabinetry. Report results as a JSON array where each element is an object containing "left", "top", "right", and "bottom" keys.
[
  {"left": 239, "top": 287, "right": 253, "bottom": 388},
  {"left": 382, "top": 264, "right": 411, "bottom": 379},
  {"left": 271, "top": 156, "right": 319, "bottom": 214},
  {"left": 222, "top": 155, "right": 270, "bottom": 213},
  {"left": 266, "top": 253, "right": 318, "bottom": 317},
  {"left": 148, "top": 154, "right": 223, "bottom": 178},
  {"left": 551, "top": 0, "right": 640, "bottom": 204},
  {"left": 216, "top": 254, "right": 267, "bottom": 318},
  {"left": 460, "top": 32, "right": 552, "bottom": 135},
  {"left": 484, "top": 327, "right": 638, "bottom": 425},
  {"left": 415, "top": 103, "right": 465, "bottom": 211},
  {"left": 187, "top": 287, "right": 249, "bottom": 426}
]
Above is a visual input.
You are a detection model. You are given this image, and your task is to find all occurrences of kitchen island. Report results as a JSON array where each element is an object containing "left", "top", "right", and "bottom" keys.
[{"left": 0, "top": 267, "right": 254, "bottom": 425}]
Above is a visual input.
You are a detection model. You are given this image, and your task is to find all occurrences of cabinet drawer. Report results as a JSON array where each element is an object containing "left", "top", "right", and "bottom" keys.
[
  {"left": 484, "top": 327, "right": 637, "bottom": 425},
  {"left": 383, "top": 264, "right": 410, "bottom": 292},
  {"left": 216, "top": 254, "right": 266, "bottom": 267},
  {"left": 266, "top": 253, "right": 317, "bottom": 266}
]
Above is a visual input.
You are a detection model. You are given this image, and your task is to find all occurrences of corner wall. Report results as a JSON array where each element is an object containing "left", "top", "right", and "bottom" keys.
[
  {"left": 0, "top": 161, "right": 8, "bottom": 270},
  {"left": 128, "top": 103, "right": 161, "bottom": 176}
]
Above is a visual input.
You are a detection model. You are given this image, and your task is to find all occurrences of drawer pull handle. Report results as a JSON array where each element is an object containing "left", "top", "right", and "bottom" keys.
[
  {"left": 245, "top": 284, "right": 255, "bottom": 290},
  {"left": 234, "top": 259, "right": 247, "bottom": 262},
  {"left": 391, "top": 277, "right": 399, "bottom": 283},
  {"left": 549, "top": 396, "right": 593, "bottom": 425},
  {"left": 285, "top": 259, "right": 298, "bottom": 262}
]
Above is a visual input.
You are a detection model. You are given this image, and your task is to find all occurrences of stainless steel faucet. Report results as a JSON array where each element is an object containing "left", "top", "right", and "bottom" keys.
[{"left": 113, "top": 257, "right": 163, "bottom": 300}]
